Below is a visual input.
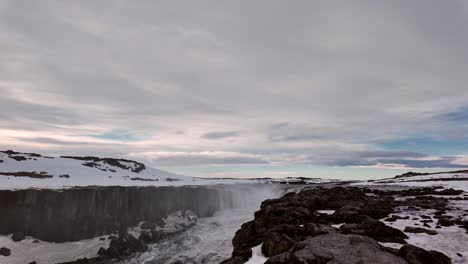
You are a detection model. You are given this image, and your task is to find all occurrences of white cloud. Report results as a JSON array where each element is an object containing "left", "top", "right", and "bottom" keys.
[{"left": 1, "top": 1, "right": 468, "bottom": 171}]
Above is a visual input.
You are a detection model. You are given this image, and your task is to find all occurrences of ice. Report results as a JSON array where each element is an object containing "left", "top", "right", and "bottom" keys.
[
  {"left": 0, "top": 235, "right": 110, "bottom": 264},
  {"left": 382, "top": 208, "right": 468, "bottom": 264},
  {"left": 245, "top": 244, "right": 267, "bottom": 264},
  {"left": 317, "top": 210, "right": 335, "bottom": 215}
]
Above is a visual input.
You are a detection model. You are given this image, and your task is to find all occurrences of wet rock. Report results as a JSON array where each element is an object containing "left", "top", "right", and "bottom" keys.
[
  {"left": 0, "top": 186, "right": 224, "bottom": 242},
  {"left": 340, "top": 219, "right": 408, "bottom": 243},
  {"left": 385, "top": 215, "right": 405, "bottom": 222},
  {"left": 140, "top": 221, "right": 158, "bottom": 230},
  {"left": 138, "top": 230, "right": 152, "bottom": 243},
  {"left": 266, "top": 234, "right": 407, "bottom": 264},
  {"left": 262, "top": 232, "right": 296, "bottom": 257},
  {"left": 438, "top": 218, "right": 455, "bottom": 227},
  {"left": 404, "top": 226, "right": 438, "bottom": 235},
  {"left": 0, "top": 247, "right": 11, "bottom": 256},
  {"left": 100, "top": 234, "right": 147, "bottom": 258},
  {"left": 399, "top": 244, "right": 451, "bottom": 264},
  {"left": 12, "top": 231, "right": 25, "bottom": 242}
]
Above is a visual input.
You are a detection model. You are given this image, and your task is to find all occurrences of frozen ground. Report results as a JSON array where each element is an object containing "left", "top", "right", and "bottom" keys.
[
  {"left": 0, "top": 235, "right": 110, "bottom": 264},
  {"left": 380, "top": 204, "right": 468, "bottom": 264},
  {"left": 0, "top": 151, "right": 256, "bottom": 190},
  {"left": 0, "top": 151, "right": 335, "bottom": 190},
  {"left": 352, "top": 171, "right": 468, "bottom": 263},
  {"left": 245, "top": 244, "right": 268, "bottom": 264},
  {"left": 363, "top": 171, "right": 468, "bottom": 192}
]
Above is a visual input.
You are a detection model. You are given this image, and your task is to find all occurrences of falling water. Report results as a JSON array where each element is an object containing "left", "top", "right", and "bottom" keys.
[{"left": 122, "top": 184, "right": 284, "bottom": 264}]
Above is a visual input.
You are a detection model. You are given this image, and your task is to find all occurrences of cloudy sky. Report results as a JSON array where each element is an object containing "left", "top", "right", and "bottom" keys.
[{"left": 2, "top": 1, "right": 468, "bottom": 179}]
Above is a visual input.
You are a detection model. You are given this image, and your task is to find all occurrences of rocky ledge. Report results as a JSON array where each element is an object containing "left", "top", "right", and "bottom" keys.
[{"left": 222, "top": 186, "right": 465, "bottom": 264}]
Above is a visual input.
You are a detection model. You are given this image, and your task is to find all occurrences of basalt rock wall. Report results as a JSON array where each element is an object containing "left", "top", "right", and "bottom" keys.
[{"left": 0, "top": 185, "right": 233, "bottom": 242}]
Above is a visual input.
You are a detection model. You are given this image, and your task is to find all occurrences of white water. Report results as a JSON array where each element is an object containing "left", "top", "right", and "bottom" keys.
[{"left": 123, "top": 185, "right": 283, "bottom": 264}]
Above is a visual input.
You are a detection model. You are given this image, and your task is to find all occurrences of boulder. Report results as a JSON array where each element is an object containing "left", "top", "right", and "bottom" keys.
[
  {"left": 339, "top": 219, "right": 408, "bottom": 243},
  {"left": 11, "top": 231, "right": 25, "bottom": 242},
  {"left": 265, "top": 234, "right": 407, "bottom": 264},
  {"left": 262, "top": 232, "right": 296, "bottom": 257},
  {"left": 101, "top": 234, "right": 147, "bottom": 258},
  {"left": 399, "top": 244, "right": 451, "bottom": 264},
  {"left": 0, "top": 247, "right": 11, "bottom": 256},
  {"left": 404, "top": 227, "right": 438, "bottom": 236}
]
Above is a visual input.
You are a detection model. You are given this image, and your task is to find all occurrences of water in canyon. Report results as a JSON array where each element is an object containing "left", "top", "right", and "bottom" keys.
[{"left": 123, "top": 184, "right": 285, "bottom": 264}]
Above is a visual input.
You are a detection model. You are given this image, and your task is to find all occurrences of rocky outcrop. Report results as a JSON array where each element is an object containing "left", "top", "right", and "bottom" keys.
[
  {"left": 0, "top": 247, "right": 11, "bottom": 257},
  {"left": 0, "top": 171, "right": 54, "bottom": 179},
  {"left": 60, "top": 156, "right": 146, "bottom": 173},
  {"left": 223, "top": 187, "right": 452, "bottom": 264},
  {"left": 0, "top": 185, "right": 239, "bottom": 242},
  {"left": 265, "top": 234, "right": 407, "bottom": 264},
  {"left": 404, "top": 226, "right": 438, "bottom": 235},
  {"left": 399, "top": 244, "right": 451, "bottom": 264}
]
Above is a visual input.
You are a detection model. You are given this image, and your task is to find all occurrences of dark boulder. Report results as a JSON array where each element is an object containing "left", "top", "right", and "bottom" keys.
[
  {"left": 340, "top": 219, "right": 408, "bottom": 243},
  {"left": 100, "top": 234, "right": 147, "bottom": 258},
  {"left": 12, "top": 231, "right": 25, "bottom": 242},
  {"left": 265, "top": 234, "right": 407, "bottom": 264},
  {"left": 0, "top": 247, "right": 11, "bottom": 256},
  {"left": 399, "top": 244, "right": 451, "bottom": 264},
  {"left": 404, "top": 226, "right": 438, "bottom": 236}
]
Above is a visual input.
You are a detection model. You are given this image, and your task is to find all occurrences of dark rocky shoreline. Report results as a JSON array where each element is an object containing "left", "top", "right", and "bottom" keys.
[{"left": 222, "top": 186, "right": 467, "bottom": 264}]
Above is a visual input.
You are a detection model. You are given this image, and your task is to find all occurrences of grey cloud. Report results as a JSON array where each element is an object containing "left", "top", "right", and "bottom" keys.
[
  {"left": 1, "top": 1, "right": 468, "bottom": 170},
  {"left": 202, "top": 131, "right": 240, "bottom": 139},
  {"left": 140, "top": 154, "right": 268, "bottom": 166},
  {"left": 374, "top": 157, "right": 468, "bottom": 169}
]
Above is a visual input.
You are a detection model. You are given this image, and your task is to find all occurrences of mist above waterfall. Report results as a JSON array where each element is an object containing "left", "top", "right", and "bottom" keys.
[{"left": 124, "top": 184, "right": 284, "bottom": 264}]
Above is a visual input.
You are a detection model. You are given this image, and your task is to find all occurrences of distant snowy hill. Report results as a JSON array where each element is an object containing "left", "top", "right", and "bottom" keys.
[
  {"left": 365, "top": 170, "right": 468, "bottom": 192},
  {"left": 0, "top": 150, "right": 342, "bottom": 190},
  {"left": 0, "top": 150, "right": 215, "bottom": 189}
]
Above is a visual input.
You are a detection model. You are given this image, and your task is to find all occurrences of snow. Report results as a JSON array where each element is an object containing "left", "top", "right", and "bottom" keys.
[
  {"left": 357, "top": 172, "right": 468, "bottom": 193},
  {"left": 0, "top": 152, "right": 254, "bottom": 190},
  {"left": 381, "top": 207, "right": 468, "bottom": 264},
  {"left": 317, "top": 210, "right": 335, "bottom": 215},
  {"left": 331, "top": 223, "right": 345, "bottom": 228},
  {"left": 0, "top": 235, "right": 110, "bottom": 264},
  {"left": 245, "top": 244, "right": 268, "bottom": 264}
]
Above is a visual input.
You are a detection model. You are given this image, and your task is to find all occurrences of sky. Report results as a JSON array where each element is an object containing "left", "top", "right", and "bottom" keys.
[{"left": 2, "top": 1, "right": 468, "bottom": 180}]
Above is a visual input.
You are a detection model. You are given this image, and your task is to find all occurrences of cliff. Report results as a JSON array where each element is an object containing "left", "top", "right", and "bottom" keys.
[{"left": 0, "top": 185, "right": 236, "bottom": 242}]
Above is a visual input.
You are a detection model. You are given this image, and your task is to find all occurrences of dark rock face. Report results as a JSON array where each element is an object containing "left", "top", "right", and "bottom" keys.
[
  {"left": 404, "top": 226, "right": 438, "bottom": 235},
  {"left": 0, "top": 247, "right": 11, "bottom": 256},
  {"left": 12, "top": 231, "right": 26, "bottom": 242},
  {"left": 399, "top": 244, "right": 451, "bottom": 264},
  {"left": 265, "top": 234, "right": 407, "bottom": 264},
  {"left": 61, "top": 156, "right": 146, "bottom": 173},
  {"left": 0, "top": 186, "right": 226, "bottom": 242},
  {"left": 0, "top": 150, "right": 42, "bottom": 162},
  {"left": 223, "top": 187, "right": 453, "bottom": 264},
  {"left": 340, "top": 219, "right": 408, "bottom": 243},
  {"left": 0, "top": 171, "right": 54, "bottom": 179},
  {"left": 100, "top": 234, "right": 148, "bottom": 258}
]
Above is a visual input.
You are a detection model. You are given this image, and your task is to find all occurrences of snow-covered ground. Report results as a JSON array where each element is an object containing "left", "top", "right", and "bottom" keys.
[
  {"left": 0, "top": 151, "right": 256, "bottom": 189},
  {"left": 0, "top": 235, "right": 110, "bottom": 264},
  {"left": 0, "top": 151, "right": 337, "bottom": 190},
  {"left": 355, "top": 171, "right": 468, "bottom": 192},
  {"left": 380, "top": 205, "right": 468, "bottom": 264},
  {"left": 352, "top": 170, "right": 468, "bottom": 263},
  {"left": 245, "top": 244, "right": 268, "bottom": 264}
]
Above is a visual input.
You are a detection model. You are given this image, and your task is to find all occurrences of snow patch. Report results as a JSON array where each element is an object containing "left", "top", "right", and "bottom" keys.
[{"left": 245, "top": 244, "right": 268, "bottom": 264}]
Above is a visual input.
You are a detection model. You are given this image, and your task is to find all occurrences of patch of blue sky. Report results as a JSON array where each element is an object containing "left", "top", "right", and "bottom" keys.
[
  {"left": 89, "top": 129, "right": 141, "bottom": 142},
  {"left": 443, "top": 105, "right": 468, "bottom": 122},
  {"left": 379, "top": 137, "right": 468, "bottom": 156}
]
